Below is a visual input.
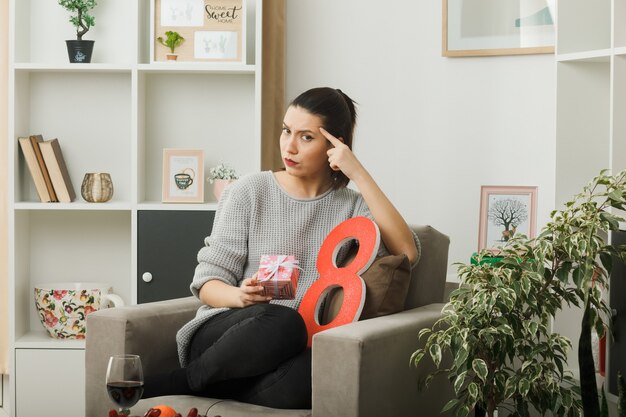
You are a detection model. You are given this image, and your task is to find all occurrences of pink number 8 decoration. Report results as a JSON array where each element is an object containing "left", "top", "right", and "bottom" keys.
[{"left": 298, "top": 216, "right": 380, "bottom": 346}]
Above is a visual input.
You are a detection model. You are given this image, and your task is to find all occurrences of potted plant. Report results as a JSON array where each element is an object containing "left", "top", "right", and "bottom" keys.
[
  {"left": 58, "top": 0, "right": 97, "bottom": 63},
  {"left": 207, "top": 163, "right": 238, "bottom": 201},
  {"left": 412, "top": 170, "right": 626, "bottom": 417},
  {"left": 157, "top": 31, "right": 185, "bottom": 61}
]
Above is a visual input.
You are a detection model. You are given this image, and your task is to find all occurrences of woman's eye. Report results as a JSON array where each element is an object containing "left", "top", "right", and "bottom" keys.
[
  {"left": 281, "top": 127, "right": 290, "bottom": 135},
  {"left": 301, "top": 135, "right": 313, "bottom": 142}
]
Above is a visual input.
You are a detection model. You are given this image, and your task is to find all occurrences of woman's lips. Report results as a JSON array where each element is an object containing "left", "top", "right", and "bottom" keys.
[{"left": 284, "top": 158, "right": 298, "bottom": 167}]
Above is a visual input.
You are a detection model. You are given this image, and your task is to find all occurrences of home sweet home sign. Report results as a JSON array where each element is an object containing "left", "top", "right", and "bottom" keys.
[{"left": 152, "top": 0, "right": 246, "bottom": 63}]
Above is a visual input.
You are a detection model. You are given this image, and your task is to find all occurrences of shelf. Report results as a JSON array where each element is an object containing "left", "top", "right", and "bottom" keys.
[
  {"left": 8, "top": 0, "right": 263, "bottom": 414},
  {"left": 615, "top": 0, "right": 626, "bottom": 48},
  {"left": 137, "top": 63, "right": 256, "bottom": 74},
  {"left": 13, "top": 202, "right": 219, "bottom": 211},
  {"left": 12, "top": 210, "right": 132, "bottom": 337},
  {"left": 139, "top": 202, "right": 218, "bottom": 211},
  {"left": 15, "top": 331, "right": 85, "bottom": 349},
  {"left": 556, "top": 49, "right": 612, "bottom": 63},
  {"left": 11, "top": 63, "right": 257, "bottom": 74},
  {"left": 12, "top": 0, "right": 136, "bottom": 65},
  {"left": 556, "top": 59, "right": 610, "bottom": 206},
  {"left": 13, "top": 71, "right": 132, "bottom": 203},
  {"left": 556, "top": 0, "right": 626, "bottom": 381},
  {"left": 613, "top": 56, "right": 626, "bottom": 173},
  {"left": 138, "top": 72, "right": 258, "bottom": 202},
  {"left": 556, "top": 0, "right": 611, "bottom": 54},
  {"left": 12, "top": 63, "right": 133, "bottom": 73},
  {"left": 13, "top": 202, "right": 132, "bottom": 211}
]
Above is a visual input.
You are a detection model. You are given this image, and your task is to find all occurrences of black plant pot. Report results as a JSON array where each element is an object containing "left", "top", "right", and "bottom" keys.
[{"left": 65, "top": 40, "right": 95, "bottom": 63}]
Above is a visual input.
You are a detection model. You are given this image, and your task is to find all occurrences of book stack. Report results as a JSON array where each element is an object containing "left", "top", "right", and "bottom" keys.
[{"left": 18, "top": 135, "right": 76, "bottom": 203}]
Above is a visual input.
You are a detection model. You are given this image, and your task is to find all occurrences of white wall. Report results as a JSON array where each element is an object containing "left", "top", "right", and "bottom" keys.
[{"left": 285, "top": 1, "right": 556, "bottom": 278}]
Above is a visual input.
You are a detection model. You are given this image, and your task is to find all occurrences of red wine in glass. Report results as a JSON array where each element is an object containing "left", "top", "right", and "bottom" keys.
[
  {"left": 106, "top": 354, "right": 144, "bottom": 412},
  {"left": 106, "top": 380, "right": 144, "bottom": 409}
]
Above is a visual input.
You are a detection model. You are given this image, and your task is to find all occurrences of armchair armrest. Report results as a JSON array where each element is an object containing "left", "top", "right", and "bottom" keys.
[
  {"left": 311, "top": 303, "right": 453, "bottom": 417},
  {"left": 85, "top": 296, "right": 201, "bottom": 417}
]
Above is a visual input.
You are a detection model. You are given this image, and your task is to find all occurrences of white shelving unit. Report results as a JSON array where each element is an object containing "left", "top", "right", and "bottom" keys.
[
  {"left": 7, "top": 0, "right": 263, "bottom": 415},
  {"left": 554, "top": 0, "right": 625, "bottom": 387}
]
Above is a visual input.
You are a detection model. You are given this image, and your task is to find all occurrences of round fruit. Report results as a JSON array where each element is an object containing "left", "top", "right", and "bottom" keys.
[{"left": 152, "top": 405, "right": 177, "bottom": 417}]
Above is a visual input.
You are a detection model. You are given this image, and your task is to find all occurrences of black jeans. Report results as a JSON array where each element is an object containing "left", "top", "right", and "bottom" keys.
[{"left": 186, "top": 303, "right": 311, "bottom": 409}]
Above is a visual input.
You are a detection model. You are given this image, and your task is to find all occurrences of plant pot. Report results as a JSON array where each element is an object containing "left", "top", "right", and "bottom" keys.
[
  {"left": 213, "top": 179, "right": 234, "bottom": 201},
  {"left": 66, "top": 40, "right": 95, "bottom": 63},
  {"left": 166, "top": 54, "right": 178, "bottom": 61}
]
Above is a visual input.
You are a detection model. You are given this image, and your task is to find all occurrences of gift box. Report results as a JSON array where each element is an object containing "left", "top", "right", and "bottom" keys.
[{"left": 257, "top": 255, "right": 301, "bottom": 299}]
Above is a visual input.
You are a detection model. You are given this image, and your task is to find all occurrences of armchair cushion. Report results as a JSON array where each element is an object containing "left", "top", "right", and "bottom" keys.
[{"left": 321, "top": 254, "right": 411, "bottom": 322}]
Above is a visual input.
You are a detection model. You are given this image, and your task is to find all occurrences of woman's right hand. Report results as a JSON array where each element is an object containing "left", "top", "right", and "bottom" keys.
[
  {"left": 237, "top": 276, "right": 273, "bottom": 307},
  {"left": 198, "top": 276, "right": 272, "bottom": 309}
]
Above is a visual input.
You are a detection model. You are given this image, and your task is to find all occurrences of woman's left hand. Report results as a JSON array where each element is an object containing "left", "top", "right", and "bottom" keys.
[{"left": 321, "top": 127, "right": 365, "bottom": 181}]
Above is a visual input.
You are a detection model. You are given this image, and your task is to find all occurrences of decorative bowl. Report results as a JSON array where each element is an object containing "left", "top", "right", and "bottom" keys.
[{"left": 34, "top": 282, "right": 123, "bottom": 339}]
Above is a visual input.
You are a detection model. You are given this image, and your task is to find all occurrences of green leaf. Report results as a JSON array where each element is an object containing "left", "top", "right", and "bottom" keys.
[
  {"left": 497, "top": 324, "right": 514, "bottom": 337},
  {"left": 429, "top": 343, "right": 442, "bottom": 367},
  {"left": 472, "top": 359, "right": 488, "bottom": 383},
  {"left": 418, "top": 328, "right": 431, "bottom": 340},
  {"left": 572, "top": 267, "right": 583, "bottom": 288},
  {"left": 519, "top": 378, "right": 530, "bottom": 396},
  {"left": 599, "top": 252, "right": 613, "bottom": 274},
  {"left": 526, "top": 321, "right": 539, "bottom": 336},
  {"left": 454, "top": 347, "right": 469, "bottom": 369},
  {"left": 521, "top": 276, "right": 531, "bottom": 295},
  {"left": 504, "top": 377, "right": 516, "bottom": 399},
  {"left": 555, "top": 266, "right": 568, "bottom": 285},
  {"left": 442, "top": 398, "right": 459, "bottom": 412},
  {"left": 521, "top": 360, "right": 533, "bottom": 374},
  {"left": 562, "top": 388, "right": 572, "bottom": 407},
  {"left": 608, "top": 189, "right": 624, "bottom": 201},
  {"left": 455, "top": 405, "right": 470, "bottom": 417},
  {"left": 454, "top": 371, "right": 467, "bottom": 394},
  {"left": 595, "top": 318, "right": 606, "bottom": 338},
  {"left": 468, "top": 382, "right": 479, "bottom": 401},
  {"left": 556, "top": 356, "right": 565, "bottom": 377},
  {"left": 410, "top": 349, "right": 425, "bottom": 366},
  {"left": 600, "top": 212, "right": 620, "bottom": 230}
]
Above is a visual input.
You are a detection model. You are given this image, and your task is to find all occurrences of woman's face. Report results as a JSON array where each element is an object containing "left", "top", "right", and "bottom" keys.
[{"left": 280, "top": 105, "right": 333, "bottom": 181}]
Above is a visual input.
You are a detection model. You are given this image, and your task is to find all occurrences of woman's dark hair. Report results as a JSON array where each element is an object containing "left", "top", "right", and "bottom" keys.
[{"left": 289, "top": 87, "right": 357, "bottom": 189}]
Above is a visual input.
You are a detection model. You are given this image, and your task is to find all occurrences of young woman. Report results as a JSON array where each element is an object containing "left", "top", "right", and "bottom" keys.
[{"left": 143, "top": 87, "right": 420, "bottom": 409}]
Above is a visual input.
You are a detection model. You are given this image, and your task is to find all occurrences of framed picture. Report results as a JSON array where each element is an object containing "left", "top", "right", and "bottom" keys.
[
  {"left": 151, "top": 0, "right": 246, "bottom": 63},
  {"left": 443, "top": 0, "right": 555, "bottom": 57},
  {"left": 162, "top": 149, "right": 204, "bottom": 203},
  {"left": 478, "top": 186, "right": 538, "bottom": 251}
]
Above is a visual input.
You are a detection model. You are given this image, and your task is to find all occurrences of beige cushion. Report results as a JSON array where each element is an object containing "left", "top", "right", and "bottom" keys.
[{"left": 321, "top": 254, "right": 411, "bottom": 323}]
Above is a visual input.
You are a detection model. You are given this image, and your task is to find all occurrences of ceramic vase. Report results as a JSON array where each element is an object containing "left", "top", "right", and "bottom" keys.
[
  {"left": 213, "top": 179, "right": 234, "bottom": 201},
  {"left": 81, "top": 173, "right": 114, "bottom": 202}
]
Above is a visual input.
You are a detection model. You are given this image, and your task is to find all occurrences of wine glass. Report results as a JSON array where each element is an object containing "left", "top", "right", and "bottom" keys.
[{"left": 106, "top": 354, "right": 144, "bottom": 414}]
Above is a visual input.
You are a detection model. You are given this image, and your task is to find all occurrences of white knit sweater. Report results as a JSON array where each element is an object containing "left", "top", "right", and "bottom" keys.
[{"left": 176, "top": 171, "right": 420, "bottom": 366}]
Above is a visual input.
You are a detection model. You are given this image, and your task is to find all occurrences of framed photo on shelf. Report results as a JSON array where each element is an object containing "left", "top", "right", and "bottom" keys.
[
  {"left": 162, "top": 149, "right": 205, "bottom": 203},
  {"left": 478, "top": 185, "right": 538, "bottom": 251},
  {"left": 443, "top": 0, "right": 555, "bottom": 57},
  {"left": 151, "top": 0, "right": 246, "bottom": 63}
]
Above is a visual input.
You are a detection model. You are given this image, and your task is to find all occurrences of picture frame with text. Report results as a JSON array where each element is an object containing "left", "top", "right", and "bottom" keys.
[
  {"left": 162, "top": 149, "right": 205, "bottom": 203},
  {"left": 151, "top": 0, "right": 246, "bottom": 63}
]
